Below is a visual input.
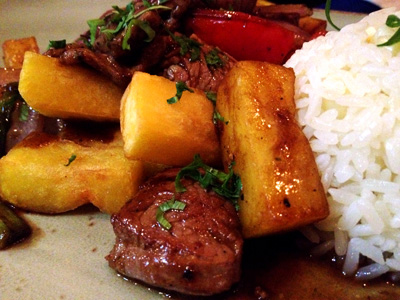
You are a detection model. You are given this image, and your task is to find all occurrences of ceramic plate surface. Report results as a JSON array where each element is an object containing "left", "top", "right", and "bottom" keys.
[{"left": 0, "top": 2, "right": 379, "bottom": 300}]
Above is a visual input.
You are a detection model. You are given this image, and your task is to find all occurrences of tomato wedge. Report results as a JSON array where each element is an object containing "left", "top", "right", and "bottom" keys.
[{"left": 185, "top": 9, "right": 311, "bottom": 65}]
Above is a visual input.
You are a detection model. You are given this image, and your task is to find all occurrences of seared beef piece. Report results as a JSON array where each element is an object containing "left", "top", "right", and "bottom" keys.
[
  {"left": 161, "top": 34, "right": 236, "bottom": 92},
  {"left": 106, "top": 168, "right": 243, "bottom": 296},
  {"left": 57, "top": 45, "right": 133, "bottom": 88},
  {"left": 160, "top": 0, "right": 192, "bottom": 31}
]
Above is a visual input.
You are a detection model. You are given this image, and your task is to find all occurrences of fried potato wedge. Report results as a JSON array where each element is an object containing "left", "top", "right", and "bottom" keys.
[
  {"left": 217, "top": 61, "right": 329, "bottom": 238},
  {"left": 18, "top": 52, "right": 124, "bottom": 122},
  {"left": 121, "top": 71, "right": 221, "bottom": 167},
  {"left": 0, "top": 129, "right": 144, "bottom": 214},
  {"left": 2, "top": 37, "right": 39, "bottom": 68}
]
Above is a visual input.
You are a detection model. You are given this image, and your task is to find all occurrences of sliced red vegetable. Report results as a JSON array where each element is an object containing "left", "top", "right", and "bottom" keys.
[{"left": 185, "top": 9, "right": 311, "bottom": 65}]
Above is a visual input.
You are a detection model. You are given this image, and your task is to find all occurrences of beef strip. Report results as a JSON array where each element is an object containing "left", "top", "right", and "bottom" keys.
[
  {"left": 253, "top": 4, "right": 313, "bottom": 26},
  {"left": 106, "top": 168, "right": 243, "bottom": 296},
  {"left": 5, "top": 100, "right": 45, "bottom": 152},
  {"left": 161, "top": 34, "right": 236, "bottom": 92}
]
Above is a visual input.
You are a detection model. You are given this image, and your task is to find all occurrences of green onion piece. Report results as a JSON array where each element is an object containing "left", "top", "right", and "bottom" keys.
[
  {"left": 325, "top": 0, "right": 341, "bottom": 31},
  {"left": 174, "top": 154, "right": 242, "bottom": 210},
  {"left": 0, "top": 202, "right": 31, "bottom": 249},
  {"left": 167, "top": 81, "right": 194, "bottom": 104},
  {"left": 385, "top": 14, "right": 400, "bottom": 28},
  {"left": 377, "top": 28, "right": 400, "bottom": 47},
  {"left": 65, "top": 154, "right": 77, "bottom": 166},
  {"left": 48, "top": 39, "right": 66, "bottom": 49},
  {"left": 156, "top": 197, "right": 186, "bottom": 230},
  {"left": 378, "top": 15, "right": 400, "bottom": 47}
]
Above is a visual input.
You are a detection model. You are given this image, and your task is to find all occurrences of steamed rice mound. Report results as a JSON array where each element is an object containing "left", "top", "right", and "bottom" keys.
[{"left": 285, "top": 8, "right": 400, "bottom": 280}]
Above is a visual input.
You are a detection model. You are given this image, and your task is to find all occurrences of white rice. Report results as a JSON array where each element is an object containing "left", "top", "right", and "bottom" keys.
[{"left": 285, "top": 8, "right": 400, "bottom": 279}]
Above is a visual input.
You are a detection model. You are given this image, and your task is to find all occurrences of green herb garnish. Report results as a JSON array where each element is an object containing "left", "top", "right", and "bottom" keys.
[
  {"left": 156, "top": 196, "right": 186, "bottom": 230},
  {"left": 325, "top": 0, "right": 341, "bottom": 31},
  {"left": 64, "top": 154, "right": 77, "bottom": 166},
  {"left": 205, "top": 48, "right": 225, "bottom": 67},
  {"left": 88, "top": 2, "right": 171, "bottom": 49},
  {"left": 213, "top": 110, "right": 228, "bottom": 125},
  {"left": 174, "top": 154, "right": 242, "bottom": 210},
  {"left": 168, "top": 31, "right": 202, "bottom": 61},
  {"left": 87, "top": 19, "right": 106, "bottom": 46},
  {"left": 48, "top": 39, "right": 67, "bottom": 49},
  {"left": 167, "top": 81, "right": 194, "bottom": 104},
  {"left": 378, "top": 14, "right": 400, "bottom": 47},
  {"left": 205, "top": 91, "right": 217, "bottom": 104}
]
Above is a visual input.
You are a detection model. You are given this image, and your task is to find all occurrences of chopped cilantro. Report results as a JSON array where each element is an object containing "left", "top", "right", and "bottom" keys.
[
  {"left": 174, "top": 154, "right": 242, "bottom": 211},
  {"left": 48, "top": 39, "right": 67, "bottom": 49},
  {"left": 167, "top": 81, "right": 194, "bottom": 104},
  {"left": 205, "top": 48, "right": 225, "bottom": 67},
  {"left": 205, "top": 91, "right": 217, "bottom": 104},
  {"left": 156, "top": 196, "right": 186, "bottom": 230},
  {"left": 87, "top": 19, "right": 106, "bottom": 46},
  {"left": 87, "top": 2, "right": 170, "bottom": 49},
  {"left": 213, "top": 110, "right": 228, "bottom": 125},
  {"left": 168, "top": 31, "right": 202, "bottom": 61},
  {"left": 64, "top": 154, "right": 77, "bottom": 166}
]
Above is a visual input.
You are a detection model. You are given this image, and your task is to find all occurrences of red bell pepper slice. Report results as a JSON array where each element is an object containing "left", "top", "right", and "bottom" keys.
[{"left": 185, "top": 9, "right": 311, "bottom": 65}]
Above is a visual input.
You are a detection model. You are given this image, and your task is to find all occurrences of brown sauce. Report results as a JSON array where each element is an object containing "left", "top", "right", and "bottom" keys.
[
  {"left": 154, "top": 232, "right": 400, "bottom": 300},
  {"left": 16, "top": 120, "right": 119, "bottom": 149}
]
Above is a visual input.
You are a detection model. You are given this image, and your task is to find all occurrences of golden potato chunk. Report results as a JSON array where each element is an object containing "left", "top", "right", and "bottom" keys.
[
  {"left": 217, "top": 61, "right": 329, "bottom": 238},
  {"left": 19, "top": 52, "right": 123, "bottom": 121},
  {"left": 0, "top": 129, "right": 144, "bottom": 214},
  {"left": 121, "top": 71, "right": 221, "bottom": 167},
  {"left": 2, "top": 37, "right": 39, "bottom": 68}
]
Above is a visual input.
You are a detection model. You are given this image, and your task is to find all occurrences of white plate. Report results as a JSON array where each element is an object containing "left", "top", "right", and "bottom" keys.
[{"left": 0, "top": 2, "right": 367, "bottom": 300}]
